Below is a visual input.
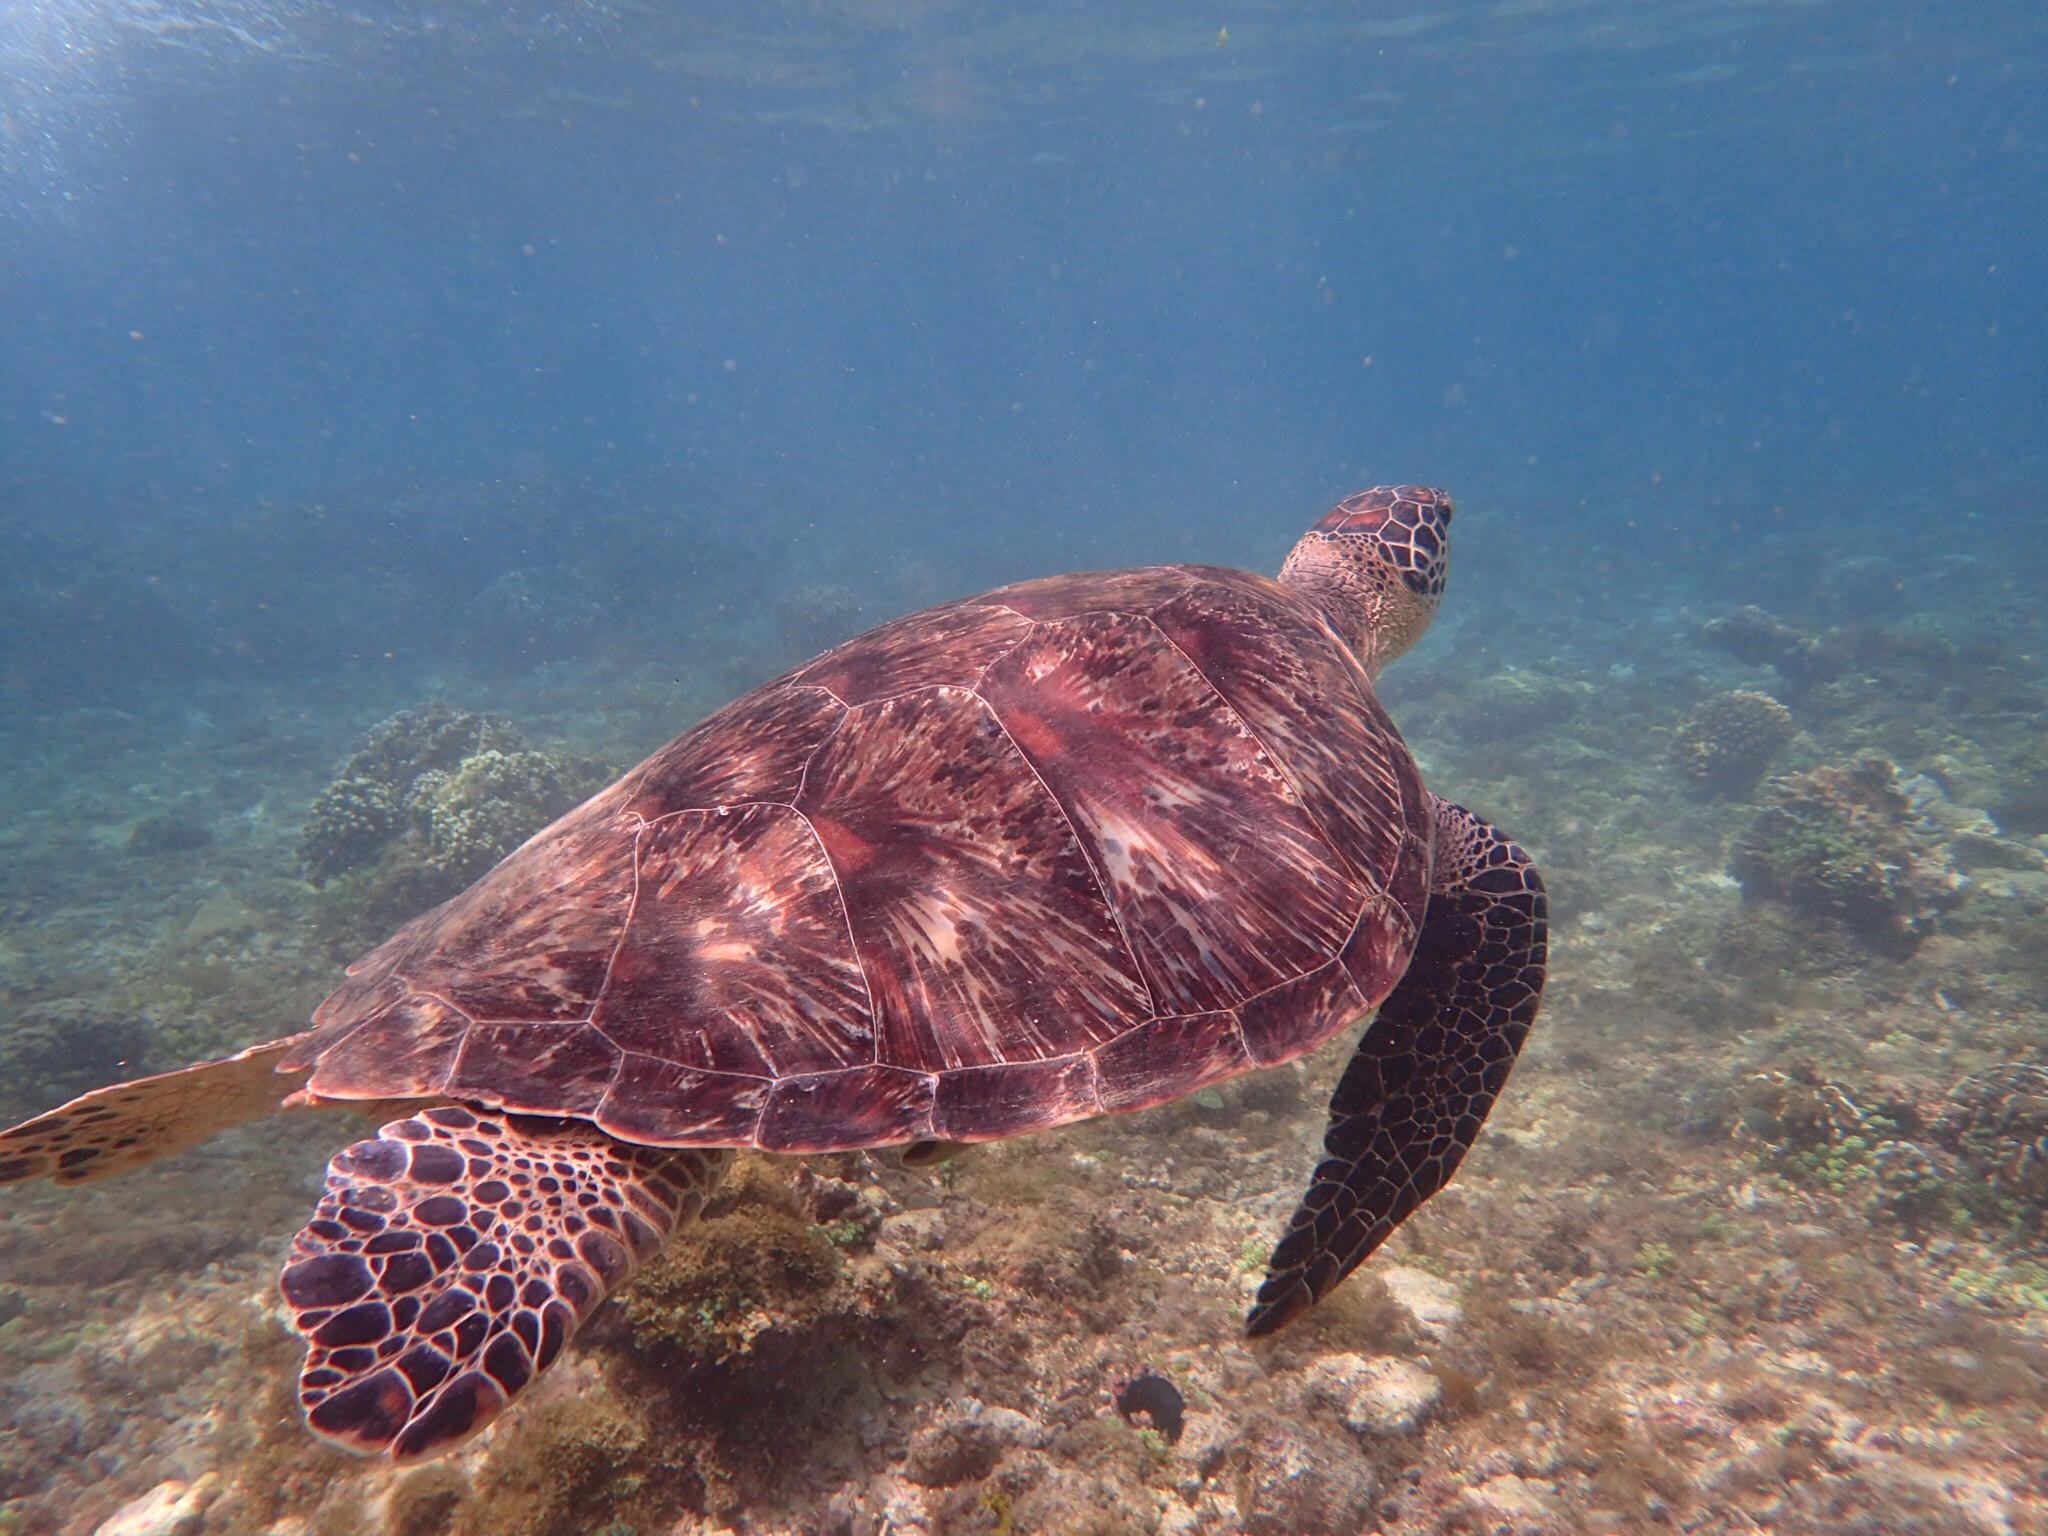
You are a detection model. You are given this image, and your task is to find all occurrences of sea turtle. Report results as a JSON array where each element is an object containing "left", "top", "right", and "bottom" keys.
[{"left": 0, "top": 485, "right": 1546, "bottom": 1464}]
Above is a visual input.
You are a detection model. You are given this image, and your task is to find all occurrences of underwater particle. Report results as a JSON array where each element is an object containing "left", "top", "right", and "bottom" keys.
[
  {"left": 1667, "top": 689, "right": 1794, "bottom": 797},
  {"left": 1114, "top": 1370, "right": 1187, "bottom": 1444}
]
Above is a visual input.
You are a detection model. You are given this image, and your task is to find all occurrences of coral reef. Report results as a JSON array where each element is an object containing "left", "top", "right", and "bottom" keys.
[
  {"left": 299, "top": 702, "right": 521, "bottom": 879},
  {"left": 298, "top": 774, "right": 403, "bottom": 886},
  {"left": 1727, "top": 755, "right": 1964, "bottom": 956},
  {"left": 9, "top": 485, "right": 2048, "bottom": 1536},
  {"left": 1230, "top": 1419, "right": 1378, "bottom": 1536},
  {"left": 406, "top": 747, "right": 589, "bottom": 887},
  {"left": 297, "top": 703, "right": 605, "bottom": 950},
  {"left": 1732, "top": 1067, "right": 1952, "bottom": 1227},
  {"left": 1459, "top": 664, "right": 1594, "bottom": 740},
  {"left": 1935, "top": 1063, "right": 2048, "bottom": 1228},
  {"left": 1700, "top": 604, "right": 1845, "bottom": 686},
  {"left": 343, "top": 699, "right": 522, "bottom": 786},
  {"left": 1668, "top": 689, "right": 1796, "bottom": 796}
]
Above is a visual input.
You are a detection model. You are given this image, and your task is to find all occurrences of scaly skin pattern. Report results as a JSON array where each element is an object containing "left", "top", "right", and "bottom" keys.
[
  {"left": 1246, "top": 796, "right": 1548, "bottom": 1335},
  {"left": 285, "top": 563, "right": 1432, "bottom": 1152},
  {"left": 0, "top": 1038, "right": 312, "bottom": 1186},
  {"left": 281, "top": 1105, "right": 728, "bottom": 1462}
]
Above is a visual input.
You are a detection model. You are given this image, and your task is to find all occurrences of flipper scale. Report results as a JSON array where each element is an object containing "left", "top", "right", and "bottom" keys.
[{"left": 281, "top": 1105, "right": 728, "bottom": 1463}]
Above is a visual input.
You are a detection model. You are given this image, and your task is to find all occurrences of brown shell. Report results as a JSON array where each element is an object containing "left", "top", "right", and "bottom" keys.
[{"left": 288, "top": 566, "right": 1432, "bottom": 1153}]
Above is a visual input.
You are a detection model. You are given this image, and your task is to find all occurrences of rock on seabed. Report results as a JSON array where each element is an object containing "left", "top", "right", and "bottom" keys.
[
  {"left": 1304, "top": 1352, "right": 1443, "bottom": 1436},
  {"left": 1377, "top": 1264, "right": 1464, "bottom": 1339},
  {"left": 91, "top": 1476, "right": 216, "bottom": 1536}
]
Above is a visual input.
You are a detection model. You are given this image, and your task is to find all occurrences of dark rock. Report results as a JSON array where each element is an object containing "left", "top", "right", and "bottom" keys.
[
  {"left": 903, "top": 1399, "right": 1048, "bottom": 1487},
  {"left": 1700, "top": 605, "right": 1844, "bottom": 685},
  {"left": 0, "top": 1002, "right": 152, "bottom": 1119},
  {"left": 1114, "top": 1371, "right": 1186, "bottom": 1444}
]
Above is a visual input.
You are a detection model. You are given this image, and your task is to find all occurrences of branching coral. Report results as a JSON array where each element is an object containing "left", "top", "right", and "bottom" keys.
[{"left": 299, "top": 703, "right": 523, "bottom": 883}]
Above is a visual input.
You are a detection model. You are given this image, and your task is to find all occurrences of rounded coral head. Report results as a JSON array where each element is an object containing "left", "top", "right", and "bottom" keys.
[{"left": 1311, "top": 484, "right": 1453, "bottom": 602}]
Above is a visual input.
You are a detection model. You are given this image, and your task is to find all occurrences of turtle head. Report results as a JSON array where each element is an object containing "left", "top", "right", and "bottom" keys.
[{"left": 1279, "top": 485, "right": 1451, "bottom": 678}]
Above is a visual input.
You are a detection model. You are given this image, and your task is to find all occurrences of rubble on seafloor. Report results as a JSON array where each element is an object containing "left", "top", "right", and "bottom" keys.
[{"left": 2, "top": 557, "right": 2048, "bottom": 1536}]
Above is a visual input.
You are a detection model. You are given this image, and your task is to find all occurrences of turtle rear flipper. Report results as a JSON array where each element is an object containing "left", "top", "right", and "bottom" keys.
[
  {"left": 1247, "top": 796, "right": 1547, "bottom": 1335},
  {"left": 282, "top": 1105, "right": 728, "bottom": 1464},
  {"left": 0, "top": 1035, "right": 312, "bottom": 1187}
]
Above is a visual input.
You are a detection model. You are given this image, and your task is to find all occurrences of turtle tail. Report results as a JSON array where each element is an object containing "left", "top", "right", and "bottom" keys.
[
  {"left": 0, "top": 1035, "right": 312, "bottom": 1187},
  {"left": 280, "top": 1105, "right": 729, "bottom": 1464}
]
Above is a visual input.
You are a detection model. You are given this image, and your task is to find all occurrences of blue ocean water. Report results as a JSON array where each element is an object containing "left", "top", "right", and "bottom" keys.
[
  {"left": 1, "top": 3, "right": 2046, "bottom": 1533},
  {"left": 3, "top": 0, "right": 2040, "bottom": 706}
]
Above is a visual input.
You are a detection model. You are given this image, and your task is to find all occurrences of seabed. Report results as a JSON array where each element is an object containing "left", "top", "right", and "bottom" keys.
[{"left": 3, "top": 490, "right": 2046, "bottom": 1536}]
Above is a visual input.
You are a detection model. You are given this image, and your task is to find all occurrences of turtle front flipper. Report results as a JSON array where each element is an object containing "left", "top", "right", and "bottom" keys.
[
  {"left": 281, "top": 1105, "right": 729, "bottom": 1463},
  {"left": 1247, "top": 796, "right": 1546, "bottom": 1335},
  {"left": 0, "top": 1035, "right": 312, "bottom": 1187}
]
